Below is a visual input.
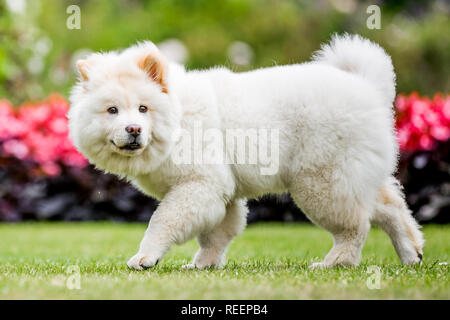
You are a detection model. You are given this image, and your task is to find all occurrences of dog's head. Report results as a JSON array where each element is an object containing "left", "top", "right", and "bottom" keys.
[{"left": 68, "top": 42, "right": 181, "bottom": 176}]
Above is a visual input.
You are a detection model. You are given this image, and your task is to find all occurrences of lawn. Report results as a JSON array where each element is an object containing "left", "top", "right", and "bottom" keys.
[{"left": 0, "top": 222, "right": 448, "bottom": 299}]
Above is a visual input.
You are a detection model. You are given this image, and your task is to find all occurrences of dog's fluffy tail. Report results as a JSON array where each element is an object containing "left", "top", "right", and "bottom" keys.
[{"left": 312, "top": 33, "right": 396, "bottom": 105}]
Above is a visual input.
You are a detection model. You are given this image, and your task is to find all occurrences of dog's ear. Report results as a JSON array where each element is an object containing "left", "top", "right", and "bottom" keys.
[
  {"left": 138, "top": 53, "right": 168, "bottom": 93},
  {"left": 76, "top": 59, "right": 89, "bottom": 81}
]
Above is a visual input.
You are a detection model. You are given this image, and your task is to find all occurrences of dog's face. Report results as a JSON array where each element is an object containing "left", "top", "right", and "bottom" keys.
[
  {"left": 68, "top": 42, "right": 180, "bottom": 175},
  {"left": 77, "top": 76, "right": 155, "bottom": 158}
]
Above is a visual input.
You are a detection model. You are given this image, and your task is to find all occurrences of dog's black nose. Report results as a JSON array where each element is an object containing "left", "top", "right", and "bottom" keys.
[{"left": 125, "top": 124, "right": 142, "bottom": 137}]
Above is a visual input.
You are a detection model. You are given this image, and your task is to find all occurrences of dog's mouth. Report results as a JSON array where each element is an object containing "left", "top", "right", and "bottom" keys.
[
  {"left": 111, "top": 140, "right": 143, "bottom": 152},
  {"left": 120, "top": 142, "right": 141, "bottom": 150}
]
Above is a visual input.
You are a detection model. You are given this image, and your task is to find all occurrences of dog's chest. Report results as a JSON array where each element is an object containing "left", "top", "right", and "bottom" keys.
[{"left": 132, "top": 174, "right": 171, "bottom": 200}]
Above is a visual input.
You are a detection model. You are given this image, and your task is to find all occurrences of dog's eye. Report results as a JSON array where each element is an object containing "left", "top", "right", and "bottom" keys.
[
  {"left": 107, "top": 107, "right": 118, "bottom": 114},
  {"left": 139, "top": 105, "right": 148, "bottom": 113}
]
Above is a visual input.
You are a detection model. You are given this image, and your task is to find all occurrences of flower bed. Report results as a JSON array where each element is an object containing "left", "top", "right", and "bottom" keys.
[
  {"left": 396, "top": 93, "right": 450, "bottom": 152},
  {"left": 0, "top": 95, "right": 87, "bottom": 176},
  {"left": 0, "top": 94, "right": 448, "bottom": 223}
]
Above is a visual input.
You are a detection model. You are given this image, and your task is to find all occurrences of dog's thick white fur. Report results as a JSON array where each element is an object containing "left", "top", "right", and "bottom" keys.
[{"left": 69, "top": 34, "right": 424, "bottom": 270}]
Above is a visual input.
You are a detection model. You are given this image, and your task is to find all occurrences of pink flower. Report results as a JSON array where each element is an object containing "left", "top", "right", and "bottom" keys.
[
  {"left": 2, "top": 139, "right": 29, "bottom": 159},
  {"left": 0, "top": 100, "right": 14, "bottom": 117},
  {"left": 395, "top": 95, "right": 409, "bottom": 113},
  {"left": 423, "top": 108, "right": 440, "bottom": 127},
  {"left": 410, "top": 114, "right": 426, "bottom": 133},
  {"left": 41, "top": 162, "right": 61, "bottom": 176},
  {"left": 48, "top": 95, "right": 70, "bottom": 117},
  {"left": 49, "top": 118, "right": 68, "bottom": 135},
  {"left": 410, "top": 99, "right": 428, "bottom": 116},
  {"left": 442, "top": 99, "right": 450, "bottom": 122},
  {"left": 0, "top": 95, "right": 88, "bottom": 176},
  {"left": 395, "top": 93, "right": 450, "bottom": 152},
  {"left": 430, "top": 125, "right": 450, "bottom": 141},
  {"left": 18, "top": 104, "right": 51, "bottom": 128},
  {"left": 62, "top": 151, "right": 89, "bottom": 168},
  {"left": 418, "top": 135, "right": 434, "bottom": 151}
]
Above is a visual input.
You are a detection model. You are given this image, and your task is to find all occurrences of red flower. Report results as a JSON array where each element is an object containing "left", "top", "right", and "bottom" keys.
[
  {"left": 395, "top": 93, "right": 450, "bottom": 152},
  {"left": 0, "top": 95, "right": 88, "bottom": 176},
  {"left": 2, "top": 139, "right": 29, "bottom": 159},
  {"left": 41, "top": 161, "right": 62, "bottom": 176}
]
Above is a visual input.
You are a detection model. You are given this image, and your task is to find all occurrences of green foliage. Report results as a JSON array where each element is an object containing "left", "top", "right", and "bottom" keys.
[
  {"left": 0, "top": 0, "right": 449, "bottom": 105},
  {"left": 0, "top": 223, "right": 448, "bottom": 299},
  {"left": 0, "top": 1, "right": 48, "bottom": 103}
]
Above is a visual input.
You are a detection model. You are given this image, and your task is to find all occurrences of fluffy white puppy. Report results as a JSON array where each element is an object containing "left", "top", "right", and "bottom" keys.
[{"left": 69, "top": 34, "right": 424, "bottom": 270}]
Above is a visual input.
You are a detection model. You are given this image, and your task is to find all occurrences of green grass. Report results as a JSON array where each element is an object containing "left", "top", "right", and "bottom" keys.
[{"left": 0, "top": 222, "right": 448, "bottom": 299}]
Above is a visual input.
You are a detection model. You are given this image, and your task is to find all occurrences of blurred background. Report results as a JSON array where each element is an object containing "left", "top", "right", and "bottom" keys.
[{"left": 0, "top": 0, "right": 449, "bottom": 223}]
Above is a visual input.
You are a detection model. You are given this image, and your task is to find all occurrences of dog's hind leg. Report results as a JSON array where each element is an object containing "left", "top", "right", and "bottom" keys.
[
  {"left": 371, "top": 177, "right": 424, "bottom": 265},
  {"left": 308, "top": 212, "right": 371, "bottom": 269},
  {"left": 183, "top": 198, "right": 248, "bottom": 269},
  {"left": 290, "top": 173, "right": 372, "bottom": 269}
]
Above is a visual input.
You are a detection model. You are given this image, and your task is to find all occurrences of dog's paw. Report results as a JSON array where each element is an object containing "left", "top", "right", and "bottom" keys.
[
  {"left": 181, "top": 263, "right": 196, "bottom": 270},
  {"left": 401, "top": 253, "right": 422, "bottom": 266},
  {"left": 127, "top": 252, "right": 160, "bottom": 270}
]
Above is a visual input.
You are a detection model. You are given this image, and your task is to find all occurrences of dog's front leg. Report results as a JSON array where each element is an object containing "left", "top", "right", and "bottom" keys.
[{"left": 127, "top": 181, "right": 228, "bottom": 270}]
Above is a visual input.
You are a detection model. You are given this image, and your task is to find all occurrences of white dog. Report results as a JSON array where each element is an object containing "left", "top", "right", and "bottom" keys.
[{"left": 68, "top": 34, "right": 424, "bottom": 270}]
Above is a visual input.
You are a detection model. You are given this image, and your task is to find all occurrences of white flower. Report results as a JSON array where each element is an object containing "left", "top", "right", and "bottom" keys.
[
  {"left": 227, "top": 41, "right": 254, "bottom": 67},
  {"left": 329, "top": 0, "right": 357, "bottom": 14},
  {"left": 27, "top": 55, "right": 44, "bottom": 75},
  {"left": 34, "top": 37, "right": 53, "bottom": 57},
  {"left": 6, "top": 0, "right": 27, "bottom": 14},
  {"left": 157, "top": 39, "right": 189, "bottom": 64}
]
